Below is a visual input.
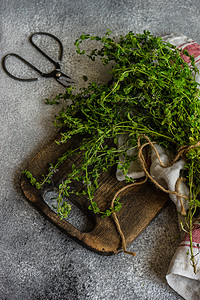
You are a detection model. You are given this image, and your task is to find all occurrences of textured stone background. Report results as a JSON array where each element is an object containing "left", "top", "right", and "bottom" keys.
[{"left": 1, "top": 0, "right": 200, "bottom": 299}]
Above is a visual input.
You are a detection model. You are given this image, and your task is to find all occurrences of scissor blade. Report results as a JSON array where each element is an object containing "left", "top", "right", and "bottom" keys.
[{"left": 56, "top": 72, "right": 74, "bottom": 87}]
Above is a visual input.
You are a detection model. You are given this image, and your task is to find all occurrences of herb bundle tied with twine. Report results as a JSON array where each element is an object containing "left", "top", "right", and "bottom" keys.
[{"left": 23, "top": 30, "right": 200, "bottom": 273}]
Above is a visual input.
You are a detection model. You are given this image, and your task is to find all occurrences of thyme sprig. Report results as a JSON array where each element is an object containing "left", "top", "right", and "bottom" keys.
[{"left": 23, "top": 30, "right": 200, "bottom": 272}]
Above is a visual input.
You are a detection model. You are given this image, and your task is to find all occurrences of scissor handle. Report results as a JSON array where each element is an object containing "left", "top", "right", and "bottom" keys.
[
  {"left": 29, "top": 32, "right": 63, "bottom": 69},
  {"left": 2, "top": 53, "right": 41, "bottom": 82}
]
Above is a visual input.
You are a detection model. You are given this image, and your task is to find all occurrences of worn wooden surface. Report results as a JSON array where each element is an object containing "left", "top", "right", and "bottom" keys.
[{"left": 21, "top": 130, "right": 170, "bottom": 255}]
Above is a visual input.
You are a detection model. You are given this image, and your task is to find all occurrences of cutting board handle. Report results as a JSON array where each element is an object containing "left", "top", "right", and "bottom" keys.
[{"left": 21, "top": 174, "right": 120, "bottom": 255}]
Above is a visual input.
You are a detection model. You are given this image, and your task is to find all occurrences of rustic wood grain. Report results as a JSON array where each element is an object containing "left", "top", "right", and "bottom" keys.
[{"left": 21, "top": 130, "right": 170, "bottom": 255}]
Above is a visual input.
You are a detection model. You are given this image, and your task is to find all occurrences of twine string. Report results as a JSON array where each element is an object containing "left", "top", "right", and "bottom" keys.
[
  {"left": 111, "top": 134, "right": 200, "bottom": 255},
  {"left": 111, "top": 177, "right": 147, "bottom": 256},
  {"left": 175, "top": 177, "right": 187, "bottom": 216},
  {"left": 137, "top": 135, "right": 188, "bottom": 200}
]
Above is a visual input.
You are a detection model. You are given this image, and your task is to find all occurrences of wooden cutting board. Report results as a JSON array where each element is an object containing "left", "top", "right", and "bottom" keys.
[{"left": 21, "top": 130, "right": 170, "bottom": 255}]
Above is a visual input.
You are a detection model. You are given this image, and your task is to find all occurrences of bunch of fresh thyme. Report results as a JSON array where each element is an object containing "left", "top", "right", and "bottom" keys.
[{"left": 23, "top": 30, "right": 200, "bottom": 272}]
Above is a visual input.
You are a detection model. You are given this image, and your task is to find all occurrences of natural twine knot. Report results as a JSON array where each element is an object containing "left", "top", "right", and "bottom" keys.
[{"left": 111, "top": 134, "right": 200, "bottom": 256}]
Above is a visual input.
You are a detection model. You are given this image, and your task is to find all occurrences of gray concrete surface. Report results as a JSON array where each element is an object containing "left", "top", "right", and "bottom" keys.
[{"left": 1, "top": 0, "right": 200, "bottom": 299}]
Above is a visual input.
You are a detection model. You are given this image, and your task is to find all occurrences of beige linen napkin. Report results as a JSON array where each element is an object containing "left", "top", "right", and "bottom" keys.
[
  {"left": 166, "top": 218, "right": 200, "bottom": 300},
  {"left": 164, "top": 33, "right": 200, "bottom": 300}
]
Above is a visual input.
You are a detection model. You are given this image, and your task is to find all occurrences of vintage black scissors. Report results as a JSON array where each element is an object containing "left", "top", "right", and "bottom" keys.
[{"left": 2, "top": 32, "right": 73, "bottom": 87}]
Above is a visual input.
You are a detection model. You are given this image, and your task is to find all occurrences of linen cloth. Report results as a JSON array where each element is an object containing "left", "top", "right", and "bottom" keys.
[
  {"left": 164, "top": 34, "right": 200, "bottom": 300},
  {"left": 117, "top": 34, "right": 200, "bottom": 300}
]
